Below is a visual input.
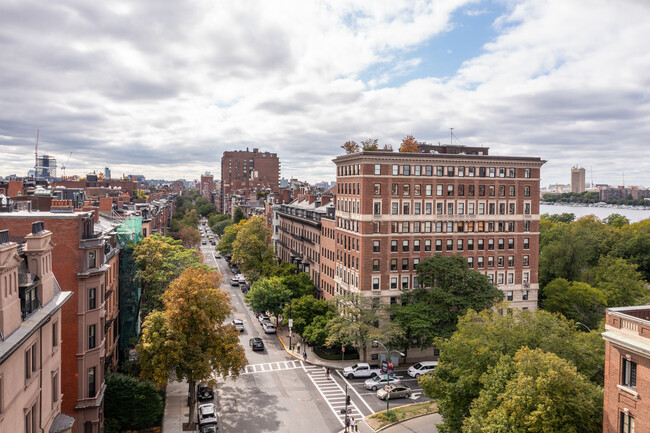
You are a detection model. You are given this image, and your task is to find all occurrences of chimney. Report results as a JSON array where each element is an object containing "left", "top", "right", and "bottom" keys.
[
  {"left": 51, "top": 199, "right": 74, "bottom": 213},
  {"left": 320, "top": 195, "right": 331, "bottom": 206}
]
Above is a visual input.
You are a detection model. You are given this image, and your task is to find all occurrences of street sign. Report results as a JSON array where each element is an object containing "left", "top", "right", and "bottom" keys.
[
  {"left": 384, "top": 385, "right": 391, "bottom": 391},
  {"left": 341, "top": 346, "right": 345, "bottom": 352},
  {"left": 289, "top": 319, "right": 293, "bottom": 328}
]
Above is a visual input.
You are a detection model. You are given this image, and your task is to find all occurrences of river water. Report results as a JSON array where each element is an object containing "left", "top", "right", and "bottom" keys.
[{"left": 540, "top": 204, "right": 650, "bottom": 223}]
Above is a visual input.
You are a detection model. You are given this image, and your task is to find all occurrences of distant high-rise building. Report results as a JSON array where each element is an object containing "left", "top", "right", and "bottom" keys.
[
  {"left": 36, "top": 154, "right": 57, "bottom": 179},
  {"left": 105, "top": 167, "right": 111, "bottom": 179},
  {"left": 221, "top": 148, "right": 280, "bottom": 214},
  {"left": 571, "top": 166, "right": 586, "bottom": 193}
]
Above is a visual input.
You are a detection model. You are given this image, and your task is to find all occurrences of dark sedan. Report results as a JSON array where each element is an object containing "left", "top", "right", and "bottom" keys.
[
  {"left": 197, "top": 383, "right": 214, "bottom": 401},
  {"left": 249, "top": 337, "right": 265, "bottom": 351}
]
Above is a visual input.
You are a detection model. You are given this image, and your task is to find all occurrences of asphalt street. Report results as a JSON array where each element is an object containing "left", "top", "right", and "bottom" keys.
[{"left": 198, "top": 228, "right": 430, "bottom": 432}]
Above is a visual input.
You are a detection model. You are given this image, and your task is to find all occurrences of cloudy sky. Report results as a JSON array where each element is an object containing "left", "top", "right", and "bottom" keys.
[{"left": 1, "top": 0, "right": 649, "bottom": 187}]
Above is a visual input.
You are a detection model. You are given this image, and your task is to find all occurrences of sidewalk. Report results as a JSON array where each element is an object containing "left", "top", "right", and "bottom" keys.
[
  {"left": 275, "top": 327, "right": 357, "bottom": 370},
  {"left": 162, "top": 378, "right": 188, "bottom": 433}
]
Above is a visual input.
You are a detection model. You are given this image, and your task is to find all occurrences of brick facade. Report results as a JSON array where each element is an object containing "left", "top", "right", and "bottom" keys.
[{"left": 603, "top": 306, "right": 650, "bottom": 433}]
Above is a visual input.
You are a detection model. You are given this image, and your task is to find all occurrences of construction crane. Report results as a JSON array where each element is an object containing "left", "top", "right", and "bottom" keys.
[{"left": 61, "top": 151, "right": 73, "bottom": 179}]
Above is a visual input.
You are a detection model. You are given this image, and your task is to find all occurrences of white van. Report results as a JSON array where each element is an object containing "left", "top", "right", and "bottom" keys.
[{"left": 407, "top": 361, "right": 438, "bottom": 377}]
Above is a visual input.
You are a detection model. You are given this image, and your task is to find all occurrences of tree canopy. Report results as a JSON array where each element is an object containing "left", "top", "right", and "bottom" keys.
[
  {"left": 341, "top": 140, "right": 360, "bottom": 154},
  {"left": 462, "top": 347, "right": 603, "bottom": 433},
  {"left": 542, "top": 278, "right": 606, "bottom": 330},
  {"left": 399, "top": 135, "right": 418, "bottom": 152},
  {"left": 244, "top": 276, "right": 292, "bottom": 324},
  {"left": 419, "top": 305, "right": 604, "bottom": 433},
  {"left": 282, "top": 295, "right": 335, "bottom": 336},
  {"left": 104, "top": 373, "right": 164, "bottom": 432},
  {"left": 231, "top": 216, "right": 275, "bottom": 281},
  {"left": 137, "top": 267, "right": 247, "bottom": 430}
]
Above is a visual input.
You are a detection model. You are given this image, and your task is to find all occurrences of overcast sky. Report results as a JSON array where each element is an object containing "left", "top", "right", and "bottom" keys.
[{"left": 1, "top": 0, "right": 649, "bottom": 187}]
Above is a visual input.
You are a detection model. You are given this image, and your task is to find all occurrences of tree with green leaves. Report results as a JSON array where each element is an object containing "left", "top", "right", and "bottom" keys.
[
  {"left": 197, "top": 201, "right": 216, "bottom": 217},
  {"left": 137, "top": 267, "right": 247, "bottom": 431},
  {"left": 326, "top": 295, "right": 399, "bottom": 362},
  {"left": 462, "top": 347, "right": 603, "bottom": 433},
  {"left": 282, "top": 295, "right": 335, "bottom": 336},
  {"left": 233, "top": 207, "right": 246, "bottom": 224},
  {"left": 419, "top": 304, "right": 604, "bottom": 433},
  {"left": 603, "top": 213, "right": 630, "bottom": 228},
  {"left": 282, "top": 272, "right": 316, "bottom": 298},
  {"left": 609, "top": 219, "right": 650, "bottom": 282},
  {"left": 217, "top": 220, "right": 245, "bottom": 255},
  {"left": 341, "top": 140, "right": 359, "bottom": 154},
  {"left": 231, "top": 216, "right": 276, "bottom": 281},
  {"left": 586, "top": 255, "right": 648, "bottom": 306},
  {"left": 361, "top": 138, "right": 379, "bottom": 151},
  {"left": 303, "top": 311, "right": 336, "bottom": 346},
  {"left": 104, "top": 373, "right": 164, "bottom": 432},
  {"left": 133, "top": 235, "right": 202, "bottom": 318},
  {"left": 542, "top": 278, "right": 606, "bottom": 330},
  {"left": 176, "top": 226, "right": 201, "bottom": 250},
  {"left": 244, "top": 277, "right": 292, "bottom": 325}
]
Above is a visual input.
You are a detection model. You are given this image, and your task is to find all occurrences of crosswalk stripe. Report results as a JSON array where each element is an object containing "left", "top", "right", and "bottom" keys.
[{"left": 239, "top": 361, "right": 305, "bottom": 375}]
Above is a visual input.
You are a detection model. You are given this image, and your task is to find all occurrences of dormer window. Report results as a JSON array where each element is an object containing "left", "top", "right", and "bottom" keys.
[{"left": 88, "top": 251, "right": 96, "bottom": 269}]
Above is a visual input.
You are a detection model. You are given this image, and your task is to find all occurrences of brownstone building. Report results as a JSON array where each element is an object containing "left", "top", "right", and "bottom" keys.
[
  {"left": 221, "top": 148, "right": 280, "bottom": 214},
  {"left": 0, "top": 204, "right": 119, "bottom": 433},
  {"left": 602, "top": 306, "right": 650, "bottom": 433},
  {"left": 332, "top": 148, "right": 544, "bottom": 309}
]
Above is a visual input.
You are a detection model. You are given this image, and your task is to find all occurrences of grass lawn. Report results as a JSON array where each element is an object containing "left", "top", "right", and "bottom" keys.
[{"left": 366, "top": 401, "right": 438, "bottom": 430}]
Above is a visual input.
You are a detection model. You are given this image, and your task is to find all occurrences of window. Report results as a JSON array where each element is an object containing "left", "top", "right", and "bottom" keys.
[
  {"left": 622, "top": 359, "right": 637, "bottom": 388},
  {"left": 402, "top": 240, "right": 409, "bottom": 252},
  {"left": 620, "top": 412, "right": 635, "bottom": 433},
  {"left": 374, "top": 183, "right": 381, "bottom": 195},
  {"left": 403, "top": 165, "right": 410, "bottom": 176},
  {"left": 414, "top": 166, "right": 421, "bottom": 176},
  {"left": 391, "top": 259, "right": 398, "bottom": 271},
  {"left": 425, "top": 239, "right": 432, "bottom": 252},
  {"left": 477, "top": 257, "right": 484, "bottom": 268},
  {"left": 523, "top": 255, "right": 529, "bottom": 266},
  {"left": 413, "top": 221, "right": 421, "bottom": 233},
  {"left": 373, "top": 202, "right": 381, "bottom": 215},
  {"left": 436, "top": 185, "right": 443, "bottom": 196},
  {"left": 372, "top": 278, "right": 380, "bottom": 290},
  {"left": 498, "top": 238, "right": 505, "bottom": 250},
  {"left": 425, "top": 184, "right": 432, "bottom": 196},
  {"left": 391, "top": 240, "right": 398, "bottom": 252},
  {"left": 403, "top": 202, "right": 410, "bottom": 215},
  {"left": 508, "top": 256, "right": 514, "bottom": 267},
  {"left": 523, "top": 238, "right": 530, "bottom": 249},
  {"left": 25, "top": 343, "right": 37, "bottom": 381},
  {"left": 392, "top": 165, "right": 399, "bottom": 175},
  {"left": 447, "top": 203, "right": 454, "bottom": 215},
  {"left": 391, "top": 202, "right": 398, "bottom": 215},
  {"left": 437, "top": 203, "right": 443, "bottom": 215},
  {"left": 374, "top": 164, "right": 381, "bottom": 175},
  {"left": 52, "top": 320, "right": 59, "bottom": 349},
  {"left": 467, "top": 239, "right": 474, "bottom": 250},
  {"left": 373, "top": 222, "right": 381, "bottom": 234},
  {"left": 88, "top": 288, "right": 96, "bottom": 310},
  {"left": 507, "top": 291, "right": 513, "bottom": 301},
  {"left": 88, "top": 250, "right": 96, "bottom": 268},
  {"left": 498, "top": 273, "right": 504, "bottom": 284},
  {"left": 447, "top": 184, "right": 454, "bottom": 196},
  {"left": 413, "top": 258, "right": 420, "bottom": 270},
  {"left": 436, "top": 166, "right": 444, "bottom": 176},
  {"left": 467, "top": 257, "right": 474, "bottom": 268},
  {"left": 488, "top": 239, "right": 494, "bottom": 250},
  {"left": 522, "top": 290, "right": 529, "bottom": 301},
  {"left": 524, "top": 202, "right": 531, "bottom": 215},
  {"left": 497, "top": 256, "right": 504, "bottom": 268},
  {"left": 478, "top": 239, "right": 484, "bottom": 250},
  {"left": 373, "top": 240, "right": 380, "bottom": 253},
  {"left": 25, "top": 401, "right": 38, "bottom": 433},
  {"left": 457, "top": 239, "right": 464, "bottom": 251},
  {"left": 524, "top": 186, "right": 531, "bottom": 197},
  {"left": 488, "top": 257, "right": 494, "bottom": 268},
  {"left": 507, "top": 273, "right": 514, "bottom": 284},
  {"left": 414, "top": 184, "right": 421, "bottom": 196},
  {"left": 425, "top": 202, "right": 432, "bottom": 214},
  {"left": 402, "top": 259, "right": 409, "bottom": 271},
  {"left": 446, "top": 239, "right": 453, "bottom": 251},
  {"left": 373, "top": 259, "right": 380, "bottom": 272},
  {"left": 509, "top": 185, "right": 516, "bottom": 197},
  {"left": 414, "top": 202, "right": 421, "bottom": 215},
  {"left": 402, "top": 277, "right": 409, "bottom": 289},
  {"left": 52, "top": 370, "right": 59, "bottom": 405},
  {"left": 524, "top": 220, "right": 531, "bottom": 232},
  {"left": 479, "top": 185, "right": 485, "bottom": 197},
  {"left": 489, "top": 167, "right": 495, "bottom": 178},
  {"left": 88, "top": 324, "right": 96, "bottom": 349},
  {"left": 524, "top": 168, "right": 531, "bottom": 178},
  {"left": 88, "top": 367, "right": 96, "bottom": 397},
  {"left": 403, "top": 184, "right": 410, "bottom": 196},
  {"left": 426, "top": 166, "right": 432, "bottom": 176},
  {"left": 414, "top": 239, "right": 421, "bottom": 252},
  {"left": 390, "top": 277, "right": 398, "bottom": 290}
]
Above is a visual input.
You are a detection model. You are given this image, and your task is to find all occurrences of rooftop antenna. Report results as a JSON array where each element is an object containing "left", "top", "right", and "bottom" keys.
[
  {"left": 590, "top": 166, "right": 593, "bottom": 188},
  {"left": 34, "top": 129, "right": 39, "bottom": 181},
  {"left": 450, "top": 128, "right": 453, "bottom": 145}
]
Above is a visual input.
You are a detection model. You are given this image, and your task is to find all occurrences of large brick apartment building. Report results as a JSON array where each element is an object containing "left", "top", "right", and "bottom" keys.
[
  {"left": 221, "top": 148, "right": 280, "bottom": 214},
  {"left": 602, "top": 306, "right": 650, "bottom": 433},
  {"left": 276, "top": 146, "right": 544, "bottom": 311}
]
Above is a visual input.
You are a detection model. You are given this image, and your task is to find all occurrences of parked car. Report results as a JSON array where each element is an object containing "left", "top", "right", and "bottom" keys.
[
  {"left": 364, "top": 375, "right": 401, "bottom": 391},
  {"left": 230, "top": 277, "right": 239, "bottom": 286},
  {"left": 237, "top": 274, "right": 246, "bottom": 284},
  {"left": 240, "top": 284, "right": 250, "bottom": 294},
  {"left": 201, "top": 240, "right": 207, "bottom": 245},
  {"left": 263, "top": 322, "right": 276, "bottom": 334},
  {"left": 407, "top": 361, "right": 438, "bottom": 377},
  {"left": 376, "top": 384, "right": 412, "bottom": 400},
  {"left": 249, "top": 337, "right": 265, "bottom": 351},
  {"left": 197, "top": 383, "right": 214, "bottom": 401},
  {"left": 200, "top": 424, "right": 218, "bottom": 433},
  {"left": 258, "top": 314, "right": 270, "bottom": 324},
  {"left": 215, "top": 253, "right": 222, "bottom": 259},
  {"left": 232, "top": 319, "right": 245, "bottom": 332},
  {"left": 197, "top": 403, "right": 218, "bottom": 427},
  {"left": 342, "top": 363, "right": 381, "bottom": 379}
]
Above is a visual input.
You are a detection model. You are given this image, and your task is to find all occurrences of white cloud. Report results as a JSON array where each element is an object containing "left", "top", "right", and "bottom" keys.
[{"left": 0, "top": 0, "right": 649, "bottom": 187}]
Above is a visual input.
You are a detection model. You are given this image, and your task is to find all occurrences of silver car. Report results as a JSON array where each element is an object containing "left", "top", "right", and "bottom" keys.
[
  {"left": 262, "top": 322, "right": 276, "bottom": 334},
  {"left": 232, "top": 319, "right": 244, "bottom": 332},
  {"left": 364, "top": 375, "right": 401, "bottom": 391},
  {"left": 376, "top": 384, "right": 412, "bottom": 400}
]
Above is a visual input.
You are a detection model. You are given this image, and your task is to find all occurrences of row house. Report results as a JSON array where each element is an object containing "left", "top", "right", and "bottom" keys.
[
  {"left": 0, "top": 224, "right": 73, "bottom": 433},
  {"left": 0, "top": 201, "right": 119, "bottom": 433},
  {"left": 602, "top": 306, "right": 650, "bottom": 433}
]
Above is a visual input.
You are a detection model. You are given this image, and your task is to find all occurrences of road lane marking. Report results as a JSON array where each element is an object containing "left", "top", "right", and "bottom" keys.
[
  {"left": 303, "top": 364, "right": 364, "bottom": 426},
  {"left": 335, "top": 370, "right": 376, "bottom": 415}
]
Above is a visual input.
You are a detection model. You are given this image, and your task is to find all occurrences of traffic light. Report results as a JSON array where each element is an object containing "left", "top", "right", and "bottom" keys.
[
  {"left": 346, "top": 395, "right": 351, "bottom": 406},
  {"left": 347, "top": 409, "right": 351, "bottom": 414}
]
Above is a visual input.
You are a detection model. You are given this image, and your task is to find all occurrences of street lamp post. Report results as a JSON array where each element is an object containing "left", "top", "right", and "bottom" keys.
[
  {"left": 576, "top": 321, "right": 591, "bottom": 332},
  {"left": 373, "top": 340, "right": 405, "bottom": 414},
  {"left": 288, "top": 301, "right": 293, "bottom": 351}
]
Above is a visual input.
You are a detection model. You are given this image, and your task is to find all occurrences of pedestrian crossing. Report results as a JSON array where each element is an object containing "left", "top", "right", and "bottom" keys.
[
  {"left": 241, "top": 360, "right": 304, "bottom": 375},
  {"left": 303, "top": 364, "right": 364, "bottom": 428}
]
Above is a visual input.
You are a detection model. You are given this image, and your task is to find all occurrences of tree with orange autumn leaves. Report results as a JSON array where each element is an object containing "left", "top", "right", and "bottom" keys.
[
  {"left": 137, "top": 267, "right": 247, "bottom": 430},
  {"left": 399, "top": 135, "right": 419, "bottom": 152}
]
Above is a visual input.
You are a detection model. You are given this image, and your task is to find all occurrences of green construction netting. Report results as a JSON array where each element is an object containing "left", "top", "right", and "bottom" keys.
[{"left": 116, "top": 217, "right": 143, "bottom": 354}]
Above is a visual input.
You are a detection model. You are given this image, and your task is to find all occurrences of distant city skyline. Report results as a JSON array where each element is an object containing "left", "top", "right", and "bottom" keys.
[{"left": 1, "top": 1, "right": 649, "bottom": 186}]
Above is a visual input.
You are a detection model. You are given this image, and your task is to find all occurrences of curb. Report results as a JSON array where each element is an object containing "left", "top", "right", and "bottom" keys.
[
  {"left": 374, "top": 411, "right": 435, "bottom": 432},
  {"left": 277, "top": 334, "right": 345, "bottom": 369}
]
